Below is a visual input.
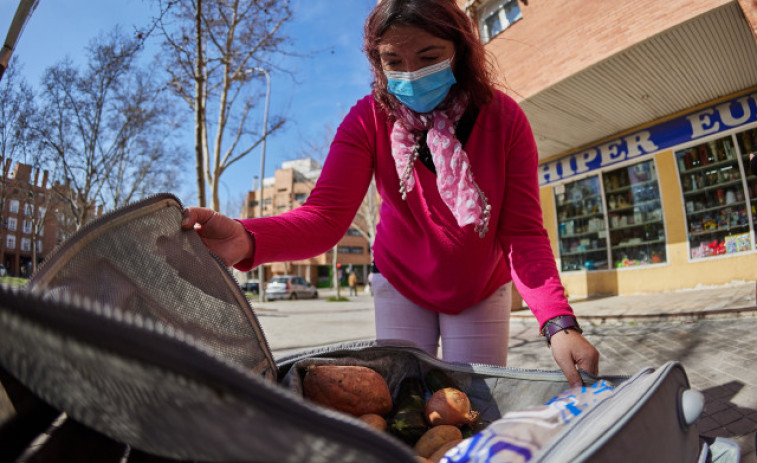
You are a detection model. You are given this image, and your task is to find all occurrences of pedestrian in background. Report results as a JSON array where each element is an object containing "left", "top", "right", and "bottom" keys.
[
  {"left": 348, "top": 271, "right": 358, "bottom": 296},
  {"left": 750, "top": 152, "right": 756, "bottom": 175},
  {"left": 182, "top": 0, "right": 599, "bottom": 387}
]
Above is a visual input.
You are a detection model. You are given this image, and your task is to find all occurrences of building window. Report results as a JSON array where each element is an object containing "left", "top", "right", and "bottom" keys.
[
  {"left": 294, "top": 193, "right": 307, "bottom": 202},
  {"left": 9, "top": 200, "right": 19, "bottom": 214},
  {"left": 24, "top": 203, "right": 33, "bottom": 216},
  {"left": 36, "top": 240, "right": 43, "bottom": 253},
  {"left": 23, "top": 220, "right": 32, "bottom": 234},
  {"left": 38, "top": 207, "right": 46, "bottom": 219},
  {"left": 6, "top": 217, "right": 17, "bottom": 231},
  {"left": 478, "top": 0, "right": 522, "bottom": 44},
  {"left": 676, "top": 134, "right": 751, "bottom": 259},
  {"left": 604, "top": 160, "right": 666, "bottom": 268},
  {"left": 346, "top": 228, "right": 363, "bottom": 237},
  {"left": 338, "top": 246, "right": 364, "bottom": 254},
  {"left": 555, "top": 176, "right": 607, "bottom": 272},
  {"left": 264, "top": 198, "right": 272, "bottom": 206},
  {"left": 6, "top": 235, "right": 15, "bottom": 250},
  {"left": 21, "top": 238, "right": 31, "bottom": 252}
]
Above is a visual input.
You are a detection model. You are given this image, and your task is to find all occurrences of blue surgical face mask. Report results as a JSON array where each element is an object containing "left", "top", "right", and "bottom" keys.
[{"left": 385, "top": 58, "right": 456, "bottom": 113}]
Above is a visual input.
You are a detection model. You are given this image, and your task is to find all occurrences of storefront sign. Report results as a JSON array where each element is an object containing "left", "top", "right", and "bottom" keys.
[{"left": 539, "top": 92, "right": 757, "bottom": 186}]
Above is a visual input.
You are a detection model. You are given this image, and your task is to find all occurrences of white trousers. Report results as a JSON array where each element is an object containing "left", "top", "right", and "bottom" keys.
[{"left": 372, "top": 273, "right": 512, "bottom": 366}]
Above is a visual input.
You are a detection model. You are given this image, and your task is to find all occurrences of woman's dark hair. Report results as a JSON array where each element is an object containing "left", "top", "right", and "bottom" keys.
[{"left": 364, "top": 0, "right": 494, "bottom": 113}]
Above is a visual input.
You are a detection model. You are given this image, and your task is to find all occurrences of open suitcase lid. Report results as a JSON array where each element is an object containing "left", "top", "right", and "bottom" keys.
[
  {"left": 27, "top": 193, "right": 277, "bottom": 381},
  {"left": 0, "top": 193, "right": 417, "bottom": 462}
]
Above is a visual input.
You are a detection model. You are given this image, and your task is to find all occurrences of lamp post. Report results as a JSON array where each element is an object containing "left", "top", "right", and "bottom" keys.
[
  {"left": 1, "top": 0, "right": 40, "bottom": 82},
  {"left": 245, "top": 67, "right": 271, "bottom": 303}
]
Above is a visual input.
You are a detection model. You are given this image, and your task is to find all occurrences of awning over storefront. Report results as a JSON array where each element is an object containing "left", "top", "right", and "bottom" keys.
[{"left": 522, "top": 2, "right": 757, "bottom": 162}]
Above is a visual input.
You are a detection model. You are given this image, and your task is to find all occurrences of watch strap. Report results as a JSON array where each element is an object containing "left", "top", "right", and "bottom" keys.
[{"left": 541, "top": 315, "right": 582, "bottom": 346}]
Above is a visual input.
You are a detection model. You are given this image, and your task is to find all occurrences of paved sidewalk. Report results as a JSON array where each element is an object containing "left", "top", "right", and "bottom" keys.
[
  {"left": 255, "top": 279, "right": 757, "bottom": 461},
  {"left": 514, "top": 279, "right": 757, "bottom": 321}
]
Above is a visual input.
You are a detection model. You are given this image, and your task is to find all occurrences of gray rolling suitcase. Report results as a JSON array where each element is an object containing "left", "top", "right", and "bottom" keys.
[{"left": 0, "top": 194, "right": 740, "bottom": 462}]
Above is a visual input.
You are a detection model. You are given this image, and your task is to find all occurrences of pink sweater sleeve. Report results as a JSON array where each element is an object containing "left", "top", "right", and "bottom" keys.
[
  {"left": 498, "top": 102, "right": 574, "bottom": 329},
  {"left": 236, "top": 97, "right": 375, "bottom": 269}
]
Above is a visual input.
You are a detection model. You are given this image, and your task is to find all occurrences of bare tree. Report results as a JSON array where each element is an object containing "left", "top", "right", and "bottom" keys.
[
  {"left": 0, "top": 59, "right": 37, "bottom": 266},
  {"left": 26, "top": 169, "right": 56, "bottom": 274},
  {"left": 158, "top": 0, "right": 291, "bottom": 211},
  {"left": 350, "top": 177, "right": 380, "bottom": 249},
  {"left": 104, "top": 65, "right": 183, "bottom": 208},
  {"left": 33, "top": 29, "right": 182, "bottom": 229}
]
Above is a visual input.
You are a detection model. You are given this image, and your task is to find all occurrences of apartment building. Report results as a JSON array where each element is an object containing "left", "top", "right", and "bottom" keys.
[
  {"left": 239, "top": 158, "right": 373, "bottom": 287},
  {"left": 0, "top": 163, "right": 60, "bottom": 276},
  {"left": 463, "top": 0, "right": 757, "bottom": 298}
]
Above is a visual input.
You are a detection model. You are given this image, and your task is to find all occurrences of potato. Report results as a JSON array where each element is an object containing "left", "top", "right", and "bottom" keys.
[
  {"left": 303, "top": 365, "right": 392, "bottom": 417},
  {"left": 413, "top": 425, "right": 463, "bottom": 458},
  {"left": 358, "top": 413, "right": 387, "bottom": 431},
  {"left": 429, "top": 439, "right": 463, "bottom": 463},
  {"left": 425, "top": 388, "right": 478, "bottom": 427}
]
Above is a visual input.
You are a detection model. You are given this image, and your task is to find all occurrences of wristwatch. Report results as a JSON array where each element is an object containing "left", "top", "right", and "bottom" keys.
[{"left": 541, "top": 315, "right": 583, "bottom": 346}]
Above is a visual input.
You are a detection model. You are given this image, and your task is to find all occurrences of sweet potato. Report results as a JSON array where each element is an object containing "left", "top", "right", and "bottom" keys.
[
  {"left": 358, "top": 413, "right": 387, "bottom": 431},
  {"left": 413, "top": 425, "right": 463, "bottom": 458},
  {"left": 429, "top": 439, "right": 463, "bottom": 463},
  {"left": 303, "top": 365, "right": 392, "bottom": 416}
]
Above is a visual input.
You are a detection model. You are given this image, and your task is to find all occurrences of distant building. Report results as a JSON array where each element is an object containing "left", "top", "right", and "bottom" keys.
[
  {"left": 0, "top": 161, "right": 102, "bottom": 277},
  {"left": 239, "top": 158, "right": 373, "bottom": 287},
  {"left": 0, "top": 162, "right": 59, "bottom": 276}
]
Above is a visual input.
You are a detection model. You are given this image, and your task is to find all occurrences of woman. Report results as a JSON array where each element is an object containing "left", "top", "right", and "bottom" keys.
[{"left": 182, "top": 0, "right": 599, "bottom": 387}]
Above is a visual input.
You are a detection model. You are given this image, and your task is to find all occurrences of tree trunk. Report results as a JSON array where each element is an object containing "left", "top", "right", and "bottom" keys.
[
  {"left": 332, "top": 245, "right": 341, "bottom": 298},
  {"left": 193, "top": 0, "right": 206, "bottom": 207},
  {"left": 211, "top": 166, "right": 221, "bottom": 212}
]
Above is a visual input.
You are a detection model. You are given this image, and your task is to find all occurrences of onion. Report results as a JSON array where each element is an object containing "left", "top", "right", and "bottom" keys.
[{"left": 424, "top": 387, "right": 479, "bottom": 426}]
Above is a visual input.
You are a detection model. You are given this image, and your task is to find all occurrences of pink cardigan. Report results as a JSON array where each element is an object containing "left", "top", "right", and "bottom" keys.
[{"left": 237, "top": 90, "right": 574, "bottom": 328}]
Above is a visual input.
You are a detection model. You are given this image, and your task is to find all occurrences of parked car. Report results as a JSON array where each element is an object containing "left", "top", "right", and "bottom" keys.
[
  {"left": 240, "top": 280, "right": 260, "bottom": 294},
  {"left": 265, "top": 275, "right": 318, "bottom": 300}
]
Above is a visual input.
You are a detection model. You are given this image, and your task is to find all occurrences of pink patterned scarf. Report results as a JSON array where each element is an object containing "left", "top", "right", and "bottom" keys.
[{"left": 390, "top": 97, "right": 491, "bottom": 237}]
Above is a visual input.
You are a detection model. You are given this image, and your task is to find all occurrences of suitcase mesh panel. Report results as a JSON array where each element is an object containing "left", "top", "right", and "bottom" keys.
[{"left": 28, "top": 195, "right": 275, "bottom": 380}]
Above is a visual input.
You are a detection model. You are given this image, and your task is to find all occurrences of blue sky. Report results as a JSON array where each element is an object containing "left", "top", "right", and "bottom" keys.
[{"left": 0, "top": 0, "right": 376, "bottom": 215}]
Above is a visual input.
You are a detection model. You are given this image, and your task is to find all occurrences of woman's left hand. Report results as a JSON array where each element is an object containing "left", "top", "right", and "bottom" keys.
[{"left": 548, "top": 330, "right": 600, "bottom": 388}]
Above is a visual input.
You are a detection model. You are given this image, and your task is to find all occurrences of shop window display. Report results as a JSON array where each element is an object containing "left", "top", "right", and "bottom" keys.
[
  {"left": 603, "top": 160, "right": 666, "bottom": 268},
  {"left": 676, "top": 135, "right": 752, "bottom": 259},
  {"left": 554, "top": 176, "right": 608, "bottom": 271},
  {"left": 736, "top": 127, "right": 757, "bottom": 248}
]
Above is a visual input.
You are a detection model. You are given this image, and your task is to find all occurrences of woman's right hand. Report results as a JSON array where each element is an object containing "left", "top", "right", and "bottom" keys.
[{"left": 181, "top": 207, "right": 254, "bottom": 267}]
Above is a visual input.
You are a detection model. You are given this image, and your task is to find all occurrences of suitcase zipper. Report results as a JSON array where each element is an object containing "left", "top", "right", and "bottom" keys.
[{"left": 278, "top": 341, "right": 627, "bottom": 384}]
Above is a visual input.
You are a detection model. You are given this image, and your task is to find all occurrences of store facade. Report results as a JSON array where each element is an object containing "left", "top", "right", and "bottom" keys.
[
  {"left": 539, "top": 89, "right": 757, "bottom": 297},
  {"left": 461, "top": 0, "right": 757, "bottom": 299}
]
